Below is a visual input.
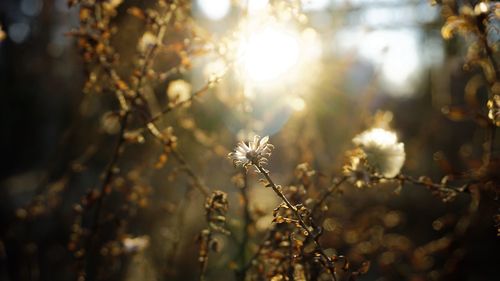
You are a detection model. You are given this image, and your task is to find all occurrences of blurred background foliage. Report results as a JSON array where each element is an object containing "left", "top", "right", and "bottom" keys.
[{"left": 0, "top": 0, "right": 499, "bottom": 281}]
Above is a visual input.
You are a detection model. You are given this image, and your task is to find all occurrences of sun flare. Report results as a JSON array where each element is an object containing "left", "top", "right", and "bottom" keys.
[{"left": 237, "top": 25, "right": 300, "bottom": 83}]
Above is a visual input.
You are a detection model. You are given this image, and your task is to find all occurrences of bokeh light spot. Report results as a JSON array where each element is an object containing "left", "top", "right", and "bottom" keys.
[{"left": 197, "top": 0, "right": 231, "bottom": 20}]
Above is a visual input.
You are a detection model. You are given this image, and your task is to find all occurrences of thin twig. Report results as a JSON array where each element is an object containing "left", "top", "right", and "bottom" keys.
[
  {"left": 398, "top": 174, "right": 470, "bottom": 194},
  {"left": 312, "top": 176, "right": 348, "bottom": 216},
  {"left": 134, "top": 102, "right": 212, "bottom": 198},
  {"left": 148, "top": 83, "right": 212, "bottom": 124},
  {"left": 140, "top": 59, "right": 232, "bottom": 128},
  {"left": 81, "top": 111, "right": 129, "bottom": 279},
  {"left": 171, "top": 149, "right": 211, "bottom": 197}
]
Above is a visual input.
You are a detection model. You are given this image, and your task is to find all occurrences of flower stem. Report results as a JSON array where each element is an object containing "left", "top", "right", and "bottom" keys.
[
  {"left": 237, "top": 171, "right": 251, "bottom": 275},
  {"left": 254, "top": 163, "right": 338, "bottom": 281}
]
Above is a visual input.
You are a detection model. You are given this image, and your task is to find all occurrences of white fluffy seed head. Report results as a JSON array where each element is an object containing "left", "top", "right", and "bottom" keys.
[{"left": 352, "top": 128, "right": 405, "bottom": 178}]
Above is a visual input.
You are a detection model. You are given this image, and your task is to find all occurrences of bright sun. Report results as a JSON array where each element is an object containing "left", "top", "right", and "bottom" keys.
[{"left": 238, "top": 26, "right": 300, "bottom": 83}]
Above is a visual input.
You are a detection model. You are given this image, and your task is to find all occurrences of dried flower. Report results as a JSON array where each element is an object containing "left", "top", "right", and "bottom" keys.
[
  {"left": 343, "top": 148, "right": 372, "bottom": 188},
  {"left": 352, "top": 128, "right": 405, "bottom": 178},
  {"left": 228, "top": 135, "right": 273, "bottom": 167},
  {"left": 167, "top": 79, "right": 191, "bottom": 105}
]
